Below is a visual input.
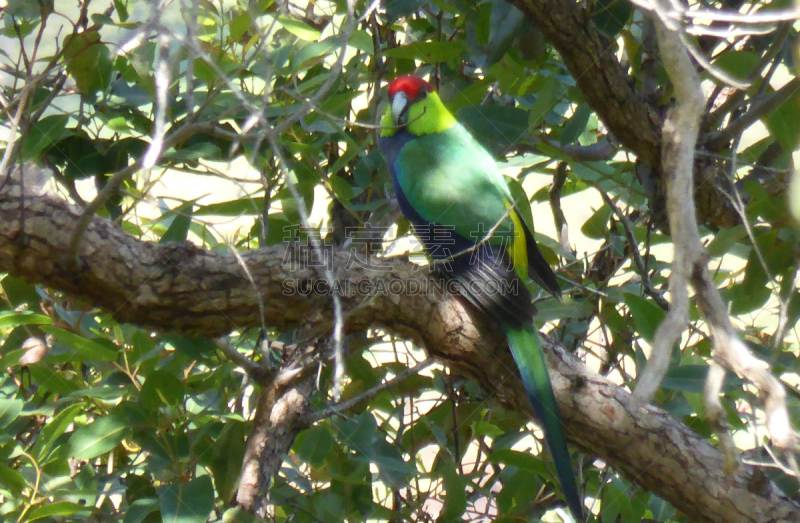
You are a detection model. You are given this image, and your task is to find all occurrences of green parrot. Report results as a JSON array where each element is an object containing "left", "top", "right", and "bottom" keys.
[{"left": 379, "top": 76, "right": 584, "bottom": 521}]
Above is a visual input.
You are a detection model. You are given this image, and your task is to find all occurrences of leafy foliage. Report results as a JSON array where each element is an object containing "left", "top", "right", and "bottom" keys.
[{"left": 0, "top": 0, "right": 799, "bottom": 521}]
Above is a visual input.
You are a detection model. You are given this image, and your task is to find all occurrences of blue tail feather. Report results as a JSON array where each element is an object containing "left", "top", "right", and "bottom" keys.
[{"left": 505, "top": 326, "right": 584, "bottom": 521}]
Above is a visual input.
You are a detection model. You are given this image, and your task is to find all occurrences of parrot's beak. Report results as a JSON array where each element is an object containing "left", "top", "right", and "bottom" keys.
[{"left": 392, "top": 92, "right": 409, "bottom": 126}]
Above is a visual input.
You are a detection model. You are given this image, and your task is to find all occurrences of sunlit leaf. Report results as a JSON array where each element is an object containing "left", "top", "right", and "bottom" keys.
[
  {"left": 26, "top": 502, "right": 92, "bottom": 521},
  {"left": 158, "top": 476, "right": 214, "bottom": 523},
  {"left": 0, "top": 311, "right": 52, "bottom": 328},
  {"left": 624, "top": 293, "right": 666, "bottom": 341},
  {"left": 383, "top": 40, "right": 466, "bottom": 63},
  {"left": 0, "top": 399, "right": 23, "bottom": 428},
  {"left": 67, "top": 414, "right": 130, "bottom": 459},
  {"left": 39, "top": 325, "right": 118, "bottom": 361},
  {"left": 21, "top": 115, "right": 72, "bottom": 160},
  {"left": 278, "top": 15, "right": 322, "bottom": 42}
]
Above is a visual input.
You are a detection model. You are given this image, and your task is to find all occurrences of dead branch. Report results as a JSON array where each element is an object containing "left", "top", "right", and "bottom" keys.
[{"left": 632, "top": 12, "right": 800, "bottom": 475}]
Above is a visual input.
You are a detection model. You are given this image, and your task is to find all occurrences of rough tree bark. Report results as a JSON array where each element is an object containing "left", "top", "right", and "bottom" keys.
[
  {"left": 237, "top": 369, "right": 315, "bottom": 517},
  {"left": 511, "top": 0, "right": 740, "bottom": 228},
  {"left": 1, "top": 175, "right": 798, "bottom": 522}
]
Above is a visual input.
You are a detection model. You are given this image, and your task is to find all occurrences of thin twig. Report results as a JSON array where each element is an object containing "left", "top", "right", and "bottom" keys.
[
  {"left": 142, "top": 33, "right": 171, "bottom": 171},
  {"left": 706, "top": 78, "right": 800, "bottom": 151},
  {"left": 549, "top": 162, "right": 570, "bottom": 251},
  {"left": 214, "top": 338, "right": 271, "bottom": 380},
  {"left": 597, "top": 189, "right": 668, "bottom": 310},
  {"left": 304, "top": 358, "right": 433, "bottom": 424}
]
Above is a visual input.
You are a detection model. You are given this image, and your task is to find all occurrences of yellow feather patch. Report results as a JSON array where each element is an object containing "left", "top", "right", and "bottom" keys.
[
  {"left": 380, "top": 92, "right": 457, "bottom": 137},
  {"left": 380, "top": 106, "right": 395, "bottom": 137},
  {"left": 505, "top": 203, "right": 528, "bottom": 280},
  {"left": 407, "top": 92, "right": 457, "bottom": 135}
]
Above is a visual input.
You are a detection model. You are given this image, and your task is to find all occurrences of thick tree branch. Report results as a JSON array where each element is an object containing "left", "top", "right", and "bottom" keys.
[
  {"left": 511, "top": 0, "right": 740, "bottom": 227},
  {"left": 237, "top": 371, "right": 314, "bottom": 515},
  {"left": 1, "top": 176, "right": 799, "bottom": 522},
  {"left": 511, "top": 0, "right": 662, "bottom": 167}
]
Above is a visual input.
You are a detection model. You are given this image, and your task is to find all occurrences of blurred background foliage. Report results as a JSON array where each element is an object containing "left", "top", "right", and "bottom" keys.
[{"left": 0, "top": 0, "right": 799, "bottom": 521}]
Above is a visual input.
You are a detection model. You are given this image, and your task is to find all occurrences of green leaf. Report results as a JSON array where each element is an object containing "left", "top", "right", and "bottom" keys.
[
  {"left": 0, "top": 399, "right": 24, "bottom": 428},
  {"left": 291, "top": 39, "right": 339, "bottom": 71},
  {"left": 67, "top": 414, "right": 130, "bottom": 459},
  {"left": 6, "top": 0, "right": 47, "bottom": 19},
  {"left": 140, "top": 370, "right": 186, "bottom": 410},
  {"left": 385, "top": 0, "right": 428, "bottom": 20},
  {"left": 624, "top": 293, "right": 666, "bottom": 341},
  {"left": 711, "top": 50, "right": 760, "bottom": 83},
  {"left": 336, "top": 413, "right": 378, "bottom": 454},
  {"left": 496, "top": 468, "right": 540, "bottom": 516},
  {"left": 383, "top": 40, "right": 466, "bottom": 63},
  {"left": 312, "top": 491, "right": 345, "bottom": 523},
  {"left": 457, "top": 104, "right": 528, "bottom": 156},
  {"left": 123, "top": 498, "right": 159, "bottom": 523},
  {"left": 349, "top": 30, "right": 374, "bottom": 54},
  {"left": 439, "top": 458, "right": 467, "bottom": 521},
  {"left": 21, "top": 114, "right": 72, "bottom": 160},
  {"left": 34, "top": 403, "right": 84, "bottom": 460},
  {"left": 0, "top": 465, "right": 27, "bottom": 497},
  {"left": 660, "top": 365, "right": 743, "bottom": 393},
  {"left": 45, "top": 133, "right": 104, "bottom": 180},
  {"left": 528, "top": 75, "right": 559, "bottom": 128},
  {"left": 765, "top": 90, "right": 800, "bottom": 152},
  {"left": 534, "top": 297, "right": 595, "bottom": 323},
  {"left": 0, "top": 311, "right": 52, "bottom": 328},
  {"left": 39, "top": 325, "right": 118, "bottom": 361},
  {"left": 26, "top": 501, "right": 92, "bottom": 521},
  {"left": 561, "top": 104, "right": 592, "bottom": 145},
  {"left": 371, "top": 438, "right": 414, "bottom": 488},
  {"left": 581, "top": 205, "right": 612, "bottom": 240},
  {"left": 475, "top": 3, "right": 491, "bottom": 45},
  {"left": 471, "top": 420, "right": 504, "bottom": 439},
  {"left": 505, "top": 176, "right": 534, "bottom": 234},
  {"left": 570, "top": 160, "right": 617, "bottom": 182},
  {"left": 211, "top": 420, "right": 247, "bottom": 503},
  {"left": 195, "top": 197, "right": 265, "bottom": 216},
  {"left": 295, "top": 426, "right": 335, "bottom": 467},
  {"left": 162, "top": 334, "right": 217, "bottom": 358},
  {"left": 28, "top": 365, "right": 80, "bottom": 395},
  {"left": 488, "top": 449, "right": 549, "bottom": 475},
  {"left": 63, "top": 30, "right": 112, "bottom": 94},
  {"left": 278, "top": 15, "right": 322, "bottom": 41},
  {"left": 723, "top": 283, "right": 771, "bottom": 315},
  {"left": 229, "top": 11, "right": 252, "bottom": 43},
  {"left": 601, "top": 479, "right": 635, "bottom": 523},
  {"left": 158, "top": 476, "right": 215, "bottom": 523},
  {"left": 706, "top": 225, "right": 747, "bottom": 256},
  {"left": 0, "top": 274, "right": 40, "bottom": 306},
  {"left": 648, "top": 494, "right": 677, "bottom": 522},
  {"left": 592, "top": 0, "right": 634, "bottom": 37},
  {"left": 329, "top": 175, "right": 354, "bottom": 204},
  {"left": 159, "top": 202, "right": 194, "bottom": 243}
]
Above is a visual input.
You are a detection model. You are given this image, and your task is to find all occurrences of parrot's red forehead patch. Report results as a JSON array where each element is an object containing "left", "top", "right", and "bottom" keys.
[{"left": 388, "top": 76, "right": 434, "bottom": 100}]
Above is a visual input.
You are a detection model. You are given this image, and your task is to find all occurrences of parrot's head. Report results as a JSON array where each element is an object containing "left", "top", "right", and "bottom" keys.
[{"left": 380, "top": 76, "right": 456, "bottom": 137}]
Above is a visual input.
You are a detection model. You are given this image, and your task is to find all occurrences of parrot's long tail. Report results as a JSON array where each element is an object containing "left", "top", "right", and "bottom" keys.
[{"left": 505, "top": 326, "right": 584, "bottom": 522}]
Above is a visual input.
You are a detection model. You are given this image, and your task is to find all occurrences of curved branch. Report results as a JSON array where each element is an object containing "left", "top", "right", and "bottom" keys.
[
  {"left": 510, "top": 0, "right": 741, "bottom": 227},
  {"left": 0, "top": 176, "right": 798, "bottom": 522},
  {"left": 511, "top": 0, "right": 662, "bottom": 167}
]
